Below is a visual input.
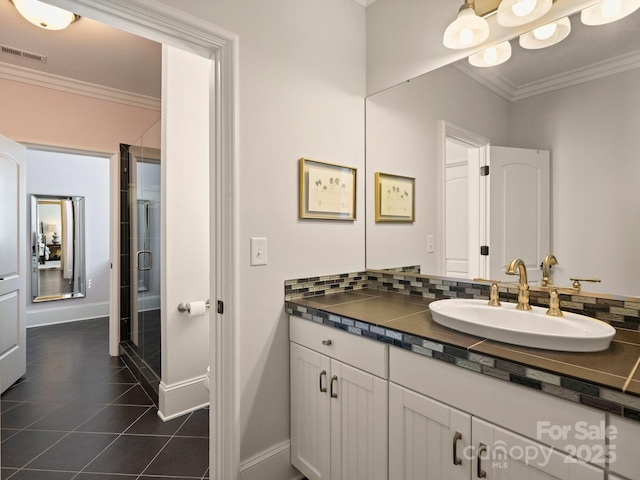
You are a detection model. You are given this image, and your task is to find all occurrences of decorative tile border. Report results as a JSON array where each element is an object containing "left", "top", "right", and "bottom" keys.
[
  {"left": 285, "top": 300, "right": 640, "bottom": 423},
  {"left": 285, "top": 271, "right": 368, "bottom": 300}
]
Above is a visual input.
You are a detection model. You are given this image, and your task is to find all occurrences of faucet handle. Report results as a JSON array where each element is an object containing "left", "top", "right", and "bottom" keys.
[
  {"left": 473, "top": 278, "right": 502, "bottom": 307},
  {"left": 569, "top": 277, "right": 601, "bottom": 292},
  {"left": 545, "top": 286, "right": 563, "bottom": 317}
]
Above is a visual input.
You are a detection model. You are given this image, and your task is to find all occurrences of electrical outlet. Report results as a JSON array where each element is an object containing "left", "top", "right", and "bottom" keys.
[{"left": 250, "top": 237, "right": 267, "bottom": 266}]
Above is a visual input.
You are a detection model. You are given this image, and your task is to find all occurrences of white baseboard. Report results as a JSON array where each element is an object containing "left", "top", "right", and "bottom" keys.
[
  {"left": 26, "top": 301, "right": 109, "bottom": 328},
  {"left": 158, "top": 375, "right": 210, "bottom": 421},
  {"left": 239, "top": 441, "right": 303, "bottom": 480}
]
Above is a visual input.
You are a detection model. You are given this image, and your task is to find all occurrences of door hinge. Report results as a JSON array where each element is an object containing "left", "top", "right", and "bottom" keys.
[
  {"left": 217, "top": 300, "right": 224, "bottom": 314},
  {"left": 480, "top": 165, "right": 490, "bottom": 176},
  {"left": 480, "top": 245, "right": 489, "bottom": 256}
]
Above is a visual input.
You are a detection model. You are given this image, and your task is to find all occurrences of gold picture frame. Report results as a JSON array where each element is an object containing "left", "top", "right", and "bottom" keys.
[
  {"left": 375, "top": 172, "right": 415, "bottom": 222},
  {"left": 299, "top": 158, "right": 356, "bottom": 220}
]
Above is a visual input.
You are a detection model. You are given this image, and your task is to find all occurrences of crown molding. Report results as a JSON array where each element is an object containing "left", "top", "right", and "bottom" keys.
[
  {"left": 0, "top": 61, "right": 161, "bottom": 111},
  {"left": 455, "top": 49, "right": 640, "bottom": 102}
]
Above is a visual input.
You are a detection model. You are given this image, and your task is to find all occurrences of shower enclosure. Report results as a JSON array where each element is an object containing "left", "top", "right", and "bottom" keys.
[{"left": 120, "top": 120, "right": 162, "bottom": 384}]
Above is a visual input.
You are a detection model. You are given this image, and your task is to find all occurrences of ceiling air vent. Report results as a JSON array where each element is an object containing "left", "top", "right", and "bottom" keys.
[{"left": 1, "top": 45, "right": 47, "bottom": 63}]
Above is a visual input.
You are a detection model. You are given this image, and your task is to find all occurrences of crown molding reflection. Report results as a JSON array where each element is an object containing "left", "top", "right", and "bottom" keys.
[{"left": 454, "top": 48, "right": 640, "bottom": 101}]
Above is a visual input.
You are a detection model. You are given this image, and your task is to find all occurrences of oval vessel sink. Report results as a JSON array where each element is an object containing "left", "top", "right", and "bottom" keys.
[{"left": 428, "top": 299, "right": 615, "bottom": 352}]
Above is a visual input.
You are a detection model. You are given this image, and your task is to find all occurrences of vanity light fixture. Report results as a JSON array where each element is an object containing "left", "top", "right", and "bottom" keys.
[
  {"left": 443, "top": 0, "right": 490, "bottom": 49},
  {"left": 496, "top": 0, "right": 552, "bottom": 26},
  {"left": 468, "top": 40, "right": 512, "bottom": 67},
  {"left": 11, "top": 0, "right": 78, "bottom": 30},
  {"left": 519, "top": 16, "right": 571, "bottom": 49},
  {"left": 581, "top": 0, "right": 640, "bottom": 25}
]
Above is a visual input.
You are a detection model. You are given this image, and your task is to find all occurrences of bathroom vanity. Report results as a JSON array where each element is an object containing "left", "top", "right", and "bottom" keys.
[{"left": 287, "top": 280, "right": 640, "bottom": 480}]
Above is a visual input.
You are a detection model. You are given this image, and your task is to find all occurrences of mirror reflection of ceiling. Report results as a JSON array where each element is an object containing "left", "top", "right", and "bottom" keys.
[
  {"left": 0, "top": 0, "right": 161, "bottom": 98},
  {"left": 458, "top": 8, "right": 640, "bottom": 99}
]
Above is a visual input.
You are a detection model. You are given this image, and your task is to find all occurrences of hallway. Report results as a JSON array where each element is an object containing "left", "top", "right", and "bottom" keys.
[{"left": 1, "top": 318, "right": 209, "bottom": 479}]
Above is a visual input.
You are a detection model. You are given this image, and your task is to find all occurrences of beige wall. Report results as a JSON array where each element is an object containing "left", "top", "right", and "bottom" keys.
[{"left": 0, "top": 77, "right": 160, "bottom": 153}]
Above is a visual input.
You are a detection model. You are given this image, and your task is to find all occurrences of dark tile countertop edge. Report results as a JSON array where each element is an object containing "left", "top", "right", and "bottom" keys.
[{"left": 286, "top": 289, "right": 640, "bottom": 424}]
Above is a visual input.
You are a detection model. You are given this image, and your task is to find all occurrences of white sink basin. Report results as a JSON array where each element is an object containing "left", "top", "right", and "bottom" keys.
[{"left": 428, "top": 299, "right": 615, "bottom": 352}]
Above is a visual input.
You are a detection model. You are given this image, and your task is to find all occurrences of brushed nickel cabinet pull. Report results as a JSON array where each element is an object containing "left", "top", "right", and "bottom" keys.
[
  {"left": 322, "top": 339, "right": 332, "bottom": 346},
  {"left": 477, "top": 443, "right": 487, "bottom": 478},
  {"left": 319, "top": 370, "right": 327, "bottom": 393},
  {"left": 453, "top": 431, "right": 462, "bottom": 466},
  {"left": 330, "top": 375, "right": 338, "bottom": 398}
]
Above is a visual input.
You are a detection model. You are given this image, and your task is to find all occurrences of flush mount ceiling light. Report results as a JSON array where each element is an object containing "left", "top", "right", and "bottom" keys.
[
  {"left": 497, "top": 0, "right": 552, "bottom": 27},
  {"left": 443, "top": 0, "right": 490, "bottom": 49},
  {"left": 581, "top": 0, "right": 640, "bottom": 25},
  {"left": 519, "top": 16, "right": 571, "bottom": 49},
  {"left": 468, "top": 40, "right": 512, "bottom": 67},
  {"left": 11, "top": 0, "right": 78, "bottom": 30}
]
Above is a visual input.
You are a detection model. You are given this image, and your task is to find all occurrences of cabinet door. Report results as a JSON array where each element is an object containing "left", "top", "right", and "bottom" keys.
[
  {"left": 472, "top": 418, "right": 603, "bottom": 480},
  {"left": 608, "top": 415, "right": 640, "bottom": 480},
  {"left": 330, "top": 359, "right": 388, "bottom": 480},
  {"left": 290, "top": 343, "right": 331, "bottom": 480},
  {"left": 389, "top": 383, "right": 471, "bottom": 480}
]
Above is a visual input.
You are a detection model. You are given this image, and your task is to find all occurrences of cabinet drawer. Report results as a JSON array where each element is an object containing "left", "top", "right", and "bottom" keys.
[
  {"left": 608, "top": 415, "right": 640, "bottom": 479},
  {"left": 290, "top": 315, "right": 388, "bottom": 378}
]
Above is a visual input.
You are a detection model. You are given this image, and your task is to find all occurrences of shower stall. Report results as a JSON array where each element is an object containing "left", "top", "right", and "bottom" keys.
[{"left": 119, "top": 120, "right": 162, "bottom": 399}]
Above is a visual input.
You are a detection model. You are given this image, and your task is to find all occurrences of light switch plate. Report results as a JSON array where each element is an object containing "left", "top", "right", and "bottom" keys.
[
  {"left": 427, "top": 235, "right": 435, "bottom": 253},
  {"left": 250, "top": 237, "right": 267, "bottom": 266}
]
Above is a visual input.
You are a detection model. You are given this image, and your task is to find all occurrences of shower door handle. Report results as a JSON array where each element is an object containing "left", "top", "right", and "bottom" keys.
[{"left": 137, "top": 250, "right": 152, "bottom": 271}]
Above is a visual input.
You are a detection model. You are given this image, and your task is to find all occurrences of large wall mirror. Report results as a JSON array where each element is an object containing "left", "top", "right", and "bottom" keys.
[
  {"left": 31, "top": 195, "right": 86, "bottom": 302},
  {"left": 366, "top": 7, "right": 640, "bottom": 298}
]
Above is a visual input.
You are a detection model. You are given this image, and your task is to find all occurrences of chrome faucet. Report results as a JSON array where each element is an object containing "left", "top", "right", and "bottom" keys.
[
  {"left": 540, "top": 253, "right": 558, "bottom": 288},
  {"left": 505, "top": 258, "right": 532, "bottom": 311}
]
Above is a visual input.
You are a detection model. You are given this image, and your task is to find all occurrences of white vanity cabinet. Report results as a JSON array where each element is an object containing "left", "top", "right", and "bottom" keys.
[
  {"left": 607, "top": 416, "right": 640, "bottom": 480},
  {"left": 290, "top": 316, "right": 389, "bottom": 480},
  {"left": 389, "top": 346, "right": 606, "bottom": 480}
]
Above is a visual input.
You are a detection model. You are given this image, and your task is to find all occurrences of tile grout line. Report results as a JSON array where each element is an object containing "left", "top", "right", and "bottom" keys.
[{"left": 622, "top": 355, "right": 640, "bottom": 393}]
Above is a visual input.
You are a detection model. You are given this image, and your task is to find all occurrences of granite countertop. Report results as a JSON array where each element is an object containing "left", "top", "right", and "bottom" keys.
[{"left": 287, "top": 288, "right": 640, "bottom": 421}]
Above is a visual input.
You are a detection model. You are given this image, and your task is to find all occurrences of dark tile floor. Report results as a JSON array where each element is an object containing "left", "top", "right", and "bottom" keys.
[{"left": 1, "top": 318, "right": 209, "bottom": 479}]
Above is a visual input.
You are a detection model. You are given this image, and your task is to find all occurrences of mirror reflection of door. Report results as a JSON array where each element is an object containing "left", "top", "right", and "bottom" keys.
[{"left": 129, "top": 145, "right": 161, "bottom": 376}]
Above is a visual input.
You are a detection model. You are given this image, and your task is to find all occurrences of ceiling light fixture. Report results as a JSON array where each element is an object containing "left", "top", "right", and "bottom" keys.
[
  {"left": 12, "top": 0, "right": 78, "bottom": 30},
  {"left": 519, "top": 16, "right": 571, "bottom": 49},
  {"left": 581, "top": 0, "right": 640, "bottom": 25},
  {"left": 443, "top": 0, "right": 490, "bottom": 49},
  {"left": 497, "top": 0, "right": 552, "bottom": 27},
  {"left": 468, "top": 40, "right": 512, "bottom": 67}
]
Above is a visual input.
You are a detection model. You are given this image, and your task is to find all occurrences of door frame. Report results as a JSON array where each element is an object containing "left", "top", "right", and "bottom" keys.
[
  {"left": 46, "top": 1, "right": 239, "bottom": 479},
  {"left": 437, "top": 120, "right": 490, "bottom": 279}
]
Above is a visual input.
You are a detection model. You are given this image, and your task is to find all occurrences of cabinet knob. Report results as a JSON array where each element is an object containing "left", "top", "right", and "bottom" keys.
[{"left": 322, "top": 339, "right": 332, "bottom": 346}]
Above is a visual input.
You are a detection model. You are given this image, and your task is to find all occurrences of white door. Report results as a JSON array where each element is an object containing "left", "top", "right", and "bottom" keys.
[
  {"left": 290, "top": 342, "right": 331, "bottom": 480},
  {"left": 330, "top": 360, "right": 388, "bottom": 480},
  {"left": 389, "top": 383, "right": 471, "bottom": 480},
  {"left": 0, "top": 134, "right": 27, "bottom": 394},
  {"left": 489, "top": 146, "right": 550, "bottom": 284}
]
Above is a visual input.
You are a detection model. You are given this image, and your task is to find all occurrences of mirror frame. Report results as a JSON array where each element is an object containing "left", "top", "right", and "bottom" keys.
[{"left": 31, "top": 194, "right": 86, "bottom": 302}]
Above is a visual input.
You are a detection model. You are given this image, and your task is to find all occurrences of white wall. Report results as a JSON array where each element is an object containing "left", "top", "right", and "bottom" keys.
[
  {"left": 152, "top": 0, "right": 366, "bottom": 473},
  {"left": 509, "top": 68, "right": 640, "bottom": 297},
  {"left": 26, "top": 149, "right": 110, "bottom": 326},
  {"left": 158, "top": 46, "right": 210, "bottom": 419},
  {"left": 366, "top": 65, "right": 510, "bottom": 272}
]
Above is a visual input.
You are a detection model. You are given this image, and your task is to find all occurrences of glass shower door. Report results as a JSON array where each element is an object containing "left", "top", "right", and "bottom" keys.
[{"left": 129, "top": 121, "right": 162, "bottom": 377}]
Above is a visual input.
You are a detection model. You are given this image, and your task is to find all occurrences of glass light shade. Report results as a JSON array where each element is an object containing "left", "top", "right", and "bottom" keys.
[
  {"left": 443, "top": 5, "right": 490, "bottom": 49},
  {"left": 519, "top": 16, "right": 571, "bottom": 49},
  {"left": 581, "top": 0, "right": 640, "bottom": 25},
  {"left": 12, "top": 0, "right": 76, "bottom": 30},
  {"left": 497, "top": 0, "right": 552, "bottom": 27},
  {"left": 468, "top": 41, "right": 512, "bottom": 67}
]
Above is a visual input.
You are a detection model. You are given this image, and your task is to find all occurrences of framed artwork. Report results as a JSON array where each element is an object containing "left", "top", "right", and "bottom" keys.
[
  {"left": 375, "top": 172, "right": 415, "bottom": 222},
  {"left": 299, "top": 158, "right": 356, "bottom": 220}
]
